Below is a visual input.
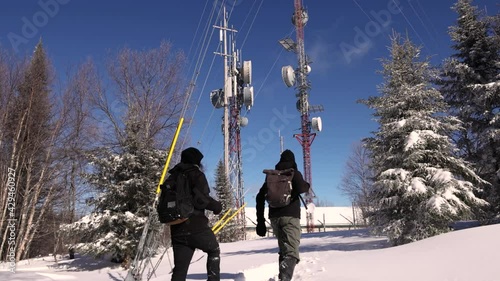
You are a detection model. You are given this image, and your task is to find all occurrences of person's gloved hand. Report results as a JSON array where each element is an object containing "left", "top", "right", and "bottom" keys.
[
  {"left": 256, "top": 220, "right": 267, "bottom": 237},
  {"left": 207, "top": 198, "right": 223, "bottom": 215}
]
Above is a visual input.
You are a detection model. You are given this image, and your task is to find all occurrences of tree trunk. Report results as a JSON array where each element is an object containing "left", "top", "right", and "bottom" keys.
[
  {"left": 0, "top": 109, "right": 27, "bottom": 259},
  {"left": 15, "top": 158, "right": 33, "bottom": 262},
  {"left": 16, "top": 117, "right": 61, "bottom": 261},
  {"left": 23, "top": 182, "right": 56, "bottom": 260}
]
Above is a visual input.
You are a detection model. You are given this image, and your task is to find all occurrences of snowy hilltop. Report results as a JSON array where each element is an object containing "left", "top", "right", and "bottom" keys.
[{"left": 1, "top": 225, "right": 499, "bottom": 281}]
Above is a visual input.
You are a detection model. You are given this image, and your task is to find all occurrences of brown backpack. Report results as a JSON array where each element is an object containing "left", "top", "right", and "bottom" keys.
[{"left": 263, "top": 168, "right": 295, "bottom": 208}]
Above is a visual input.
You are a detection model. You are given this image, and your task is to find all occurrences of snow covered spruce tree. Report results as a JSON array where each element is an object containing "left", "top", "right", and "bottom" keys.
[
  {"left": 439, "top": 0, "right": 500, "bottom": 215},
  {"left": 360, "top": 33, "right": 488, "bottom": 245},
  {"left": 213, "top": 160, "right": 241, "bottom": 242},
  {"left": 60, "top": 42, "right": 185, "bottom": 267},
  {"left": 62, "top": 122, "right": 166, "bottom": 265}
]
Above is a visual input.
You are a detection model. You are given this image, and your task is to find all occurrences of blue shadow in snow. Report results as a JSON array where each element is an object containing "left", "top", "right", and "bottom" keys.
[
  {"left": 186, "top": 272, "right": 245, "bottom": 280},
  {"left": 224, "top": 228, "right": 389, "bottom": 257}
]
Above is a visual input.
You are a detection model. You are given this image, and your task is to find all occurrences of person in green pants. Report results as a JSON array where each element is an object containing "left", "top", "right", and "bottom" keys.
[{"left": 255, "top": 149, "right": 310, "bottom": 281}]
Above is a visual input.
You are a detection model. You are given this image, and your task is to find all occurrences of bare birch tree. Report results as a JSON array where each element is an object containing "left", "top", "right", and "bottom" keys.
[
  {"left": 1, "top": 40, "right": 187, "bottom": 264},
  {"left": 338, "top": 142, "right": 375, "bottom": 224},
  {"left": 0, "top": 48, "right": 28, "bottom": 260},
  {"left": 60, "top": 41, "right": 187, "bottom": 266},
  {"left": 38, "top": 60, "right": 101, "bottom": 259},
  {"left": 0, "top": 41, "right": 55, "bottom": 261},
  {"left": 11, "top": 41, "right": 61, "bottom": 262},
  {"left": 90, "top": 40, "right": 186, "bottom": 149},
  {"left": 0, "top": 41, "right": 79, "bottom": 261}
]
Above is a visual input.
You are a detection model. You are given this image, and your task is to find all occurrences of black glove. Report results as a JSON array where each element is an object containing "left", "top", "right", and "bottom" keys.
[
  {"left": 256, "top": 220, "right": 267, "bottom": 237},
  {"left": 207, "top": 198, "right": 223, "bottom": 215}
]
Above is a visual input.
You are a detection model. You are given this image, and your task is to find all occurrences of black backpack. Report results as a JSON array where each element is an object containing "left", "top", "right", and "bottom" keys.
[
  {"left": 157, "top": 170, "right": 194, "bottom": 225},
  {"left": 263, "top": 168, "right": 295, "bottom": 208}
]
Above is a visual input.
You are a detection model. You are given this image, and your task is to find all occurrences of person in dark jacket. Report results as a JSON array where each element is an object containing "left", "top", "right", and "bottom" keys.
[
  {"left": 255, "top": 149, "right": 310, "bottom": 281},
  {"left": 164, "top": 147, "right": 223, "bottom": 281}
]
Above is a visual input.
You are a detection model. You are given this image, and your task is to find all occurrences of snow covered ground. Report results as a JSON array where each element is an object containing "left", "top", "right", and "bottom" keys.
[{"left": 1, "top": 224, "right": 499, "bottom": 281}]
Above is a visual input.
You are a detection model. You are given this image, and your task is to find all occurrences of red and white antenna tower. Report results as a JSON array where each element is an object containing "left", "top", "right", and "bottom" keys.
[{"left": 279, "top": 0, "right": 323, "bottom": 233}]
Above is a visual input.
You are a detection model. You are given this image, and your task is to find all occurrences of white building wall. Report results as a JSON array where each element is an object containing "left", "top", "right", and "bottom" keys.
[{"left": 244, "top": 206, "right": 364, "bottom": 229}]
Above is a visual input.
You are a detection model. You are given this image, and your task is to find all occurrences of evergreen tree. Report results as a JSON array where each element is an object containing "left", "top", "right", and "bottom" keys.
[
  {"left": 61, "top": 121, "right": 167, "bottom": 266},
  {"left": 439, "top": 0, "right": 500, "bottom": 214},
  {"left": 360, "top": 33, "right": 488, "bottom": 245},
  {"left": 213, "top": 160, "right": 240, "bottom": 242}
]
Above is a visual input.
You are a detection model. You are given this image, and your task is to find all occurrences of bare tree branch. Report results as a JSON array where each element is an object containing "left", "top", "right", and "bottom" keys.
[{"left": 338, "top": 142, "right": 375, "bottom": 224}]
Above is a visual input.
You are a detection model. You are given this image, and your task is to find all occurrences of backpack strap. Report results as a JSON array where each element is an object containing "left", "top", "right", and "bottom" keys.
[{"left": 298, "top": 194, "right": 308, "bottom": 210}]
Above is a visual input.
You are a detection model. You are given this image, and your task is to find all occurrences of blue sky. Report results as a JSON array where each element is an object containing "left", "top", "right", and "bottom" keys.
[{"left": 0, "top": 0, "right": 497, "bottom": 207}]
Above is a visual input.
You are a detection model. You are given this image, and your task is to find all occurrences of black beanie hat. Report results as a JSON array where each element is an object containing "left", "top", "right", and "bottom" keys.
[
  {"left": 181, "top": 147, "right": 204, "bottom": 165},
  {"left": 280, "top": 149, "right": 295, "bottom": 162}
]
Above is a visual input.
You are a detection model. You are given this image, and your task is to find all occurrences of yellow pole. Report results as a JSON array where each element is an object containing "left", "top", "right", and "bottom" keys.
[
  {"left": 212, "top": 209, "right": 232, "bottom": 232},
  {"left": 213, "top": 203, "right": 247, "bottom": 235},
  {"left": 156, "top": 118, "right": 184, "bottom": 195}
]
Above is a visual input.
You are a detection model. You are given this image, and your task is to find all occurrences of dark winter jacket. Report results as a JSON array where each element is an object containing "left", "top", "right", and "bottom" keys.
[
  {"left": 256, "top": 150, "right": 310, "bottom": 222},
  {"left": 167, "top": 148, "right": 222, "bottom": 236}
]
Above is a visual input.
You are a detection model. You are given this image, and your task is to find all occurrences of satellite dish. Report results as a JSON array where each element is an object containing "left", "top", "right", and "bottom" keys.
[
  {"left": 242, "top": 60, "right": 252, "bottom": 84},
  {"left": 311, "top": 117, "right": 322, "bottom": 132},
  {"left": 239, "top": 116, "right": 249, "bottom": 127},
  {"left": 292, "top": 9, "right": 309, "bottom": 27},
  {"left": 305, "top": 65, "right": 311, "bottom": 74},
  {"left": 243, "top": 86, "right": 254, "bottom": 108},
  {"left": 296, "top": 99, "right": 308, "bottom": 112},
  {"left": 282, "top": 66, "right": 295, "bottom": 87},
  {"left": 210, "top": 89, "right": 224, "bottom": 109}
]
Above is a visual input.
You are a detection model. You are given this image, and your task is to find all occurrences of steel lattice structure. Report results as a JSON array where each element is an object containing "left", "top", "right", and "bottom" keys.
[
  {"left": 293, "top": 0, "right": 314, "bottom": 234},
  {"left": 213, "top": 7, "right": 253, "bottom": 240},
  {"left": 228, "top": 93, "right": 246, "bottom": 240},
  {"left": 280, "top": 0, "right": 323, "bottom": 233}
]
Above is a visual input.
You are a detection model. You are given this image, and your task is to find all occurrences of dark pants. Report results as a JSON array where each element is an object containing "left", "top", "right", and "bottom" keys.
[
  {"left": 171, "top": 228, "right": 220, "bottom": 281},
  {"left": 270, "top": 217, "right": 301, "bottom": 261},
  {"left": 271, "top": 217, "right": 301, "bottom": 281}
]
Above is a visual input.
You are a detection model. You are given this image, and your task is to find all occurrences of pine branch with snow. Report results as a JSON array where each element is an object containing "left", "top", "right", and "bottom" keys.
[{"left": 61, "top": 147, "right": 166, "bottom": 266}]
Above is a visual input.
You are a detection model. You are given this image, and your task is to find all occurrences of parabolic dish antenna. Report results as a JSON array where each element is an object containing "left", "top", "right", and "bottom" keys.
[
  {"left": 311, "top": 117, "right": 322, "bottom": 132},
  {"left": 239, "top": 116, "right": 248, "bottom": 127},
  {"left": 305, "top": 65, "right": 311, "bottom": 74},
  {"left": 296, "top": 99, "right": 309, "bottom": 112},
  {"left": 210, "top": 89, "right": 224, "bottom": 109},
  {"left": 282, "top": 65, "right": 295, "bottom": 87},
  {"left": 292, "top": 9, "right": 309, "bottom": 27}
]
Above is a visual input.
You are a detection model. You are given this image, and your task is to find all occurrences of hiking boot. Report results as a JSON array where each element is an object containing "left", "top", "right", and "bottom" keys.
[
  {"left": 207, "top": 255, "right": 220, "bottom": 281},
  {"left": 278, "top": 256, "right": 297, "bottom": 281}
]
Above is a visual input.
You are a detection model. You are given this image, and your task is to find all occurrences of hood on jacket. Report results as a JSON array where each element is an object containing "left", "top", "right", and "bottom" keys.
[
  {"left": 181, "top": 147, "right": 203, "bottom": 166},
  {"left": 275, "top": 149, "right": 298, "bottom": 170}
]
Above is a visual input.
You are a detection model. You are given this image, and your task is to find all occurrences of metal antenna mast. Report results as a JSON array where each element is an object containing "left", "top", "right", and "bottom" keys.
[
  {"left": 279, "top": 0, "right": 323, "bottom": 233},
  {"left": 212, "top": 6, "right": 254, "bottom": 239}
]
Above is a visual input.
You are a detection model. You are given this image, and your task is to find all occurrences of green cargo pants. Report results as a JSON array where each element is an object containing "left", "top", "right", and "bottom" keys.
[{"left": 270, "top": 216, "right": 301, "bottom": 262}]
